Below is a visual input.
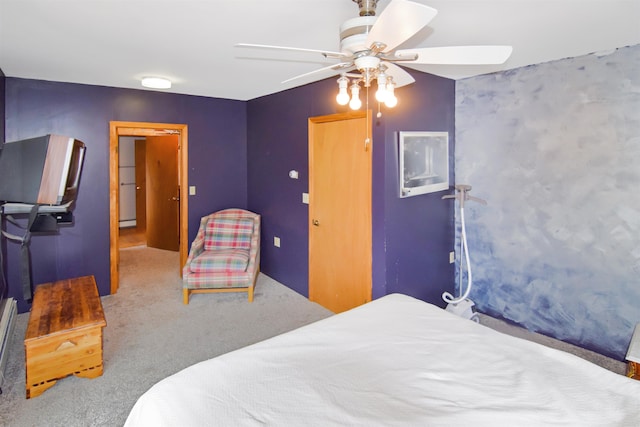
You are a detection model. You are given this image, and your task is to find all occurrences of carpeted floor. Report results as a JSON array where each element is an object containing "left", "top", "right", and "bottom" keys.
[
  {"left": 0, "top": 246, "right": 627, "bottom": 426},
  {"left": 0, "top": 246, "right": 332, "bottom": 427},
  {"left": 478, "top": 313, "right": 626, "bottom": 375}
]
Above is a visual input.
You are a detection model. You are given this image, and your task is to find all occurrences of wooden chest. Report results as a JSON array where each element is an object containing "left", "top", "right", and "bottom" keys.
[
  {"left": 628, "top": 361, "right": 639, "bottom": 380},
  {"left": 24, "top": 275, "right": 107, "bottom": 398}
]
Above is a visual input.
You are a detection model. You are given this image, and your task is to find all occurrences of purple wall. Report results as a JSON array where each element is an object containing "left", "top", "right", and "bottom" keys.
[
  {"left": 380, "top": 71, "right": 456, "bottom": 305},
  {"left": 0, "top": 69, "right": 5, "bottom": 300},
  {"left": 247, "top": 71, "right": 455, "bottom": 305},
  {"left": 2, "top": 70, "right": 455, "bottom": 313},
  {"left": 247, "top": 80, "right": 344, "bottom": 296},
  {"left": 0, "top": 68, "right": 5, "bottom": 143},
  {"left": 4, "top": 78, "right": 247, "bottom": 312}
]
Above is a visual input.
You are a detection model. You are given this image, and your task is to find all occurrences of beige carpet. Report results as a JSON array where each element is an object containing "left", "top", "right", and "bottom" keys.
[
  {"left": 0, "top": 246, "right": 627, "bottom": 426},
  {"left": 0, "top": 246, "right": 332, "bottom": 427},
  {"left": 478, "top": 314, "right": 626, "bottom": 375}
]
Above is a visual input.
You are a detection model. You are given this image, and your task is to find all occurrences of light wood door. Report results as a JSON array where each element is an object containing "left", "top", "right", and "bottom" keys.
[
  {"left": 146, "top": 135, "right": 179, "bottom": 251},
  {"left": 134, "top": 139, "right": 147, "bottom": 232},
  {"left": 308, "top": 112, "right": 372, "bottom": 313}
]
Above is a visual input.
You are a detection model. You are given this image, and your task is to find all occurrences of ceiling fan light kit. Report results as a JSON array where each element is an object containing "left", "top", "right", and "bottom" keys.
[{"left": 238, "top": 0, "right": 512, "bottom": 111}]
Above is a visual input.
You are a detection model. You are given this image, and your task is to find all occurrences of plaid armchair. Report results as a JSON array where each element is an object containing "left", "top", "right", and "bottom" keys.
[{"left": 183, "top": 209, "right": 260, "bottom": 304}]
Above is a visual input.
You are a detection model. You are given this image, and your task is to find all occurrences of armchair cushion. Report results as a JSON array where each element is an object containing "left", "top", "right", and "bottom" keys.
[
  {"left": 190, "top": 248, "right": 250, "bottom": 273},
  {"left": 204, "top": 217, "right": 254, "bottom": 251}
]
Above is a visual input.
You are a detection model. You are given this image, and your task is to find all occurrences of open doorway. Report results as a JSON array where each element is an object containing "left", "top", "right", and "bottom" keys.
[
  {"left": 118, "top": 137, "right": 147, "bottom": 248},
  {"left": 117, "top": 135, "right": 180, "bottom": 251},
  {"left": 109, "top": 121, "right": 189, "bottom": 294}
]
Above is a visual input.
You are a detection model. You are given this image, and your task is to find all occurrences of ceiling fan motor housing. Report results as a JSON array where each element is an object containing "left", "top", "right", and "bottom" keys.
[{"left": 340, "top": 16, "right": 376, "bottom": 55}]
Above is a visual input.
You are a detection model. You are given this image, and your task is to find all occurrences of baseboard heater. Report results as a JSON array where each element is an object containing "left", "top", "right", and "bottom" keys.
[{"left": 0, "top": 298, "right": 17, "bottom": 395}]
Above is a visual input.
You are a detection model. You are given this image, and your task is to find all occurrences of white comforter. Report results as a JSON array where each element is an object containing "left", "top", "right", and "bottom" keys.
[{"left": 125, "top": 294, "right": 640, "bottom": 426}]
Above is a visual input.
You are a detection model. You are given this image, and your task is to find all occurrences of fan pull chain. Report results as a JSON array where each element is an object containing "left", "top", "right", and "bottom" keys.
[{"left": 365, "top": 85, "right": 371, "bottom": 151}]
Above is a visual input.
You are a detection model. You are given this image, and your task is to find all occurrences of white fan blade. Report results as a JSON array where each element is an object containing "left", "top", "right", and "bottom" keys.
[
  {"left": 395, "top": 46, "right": 513, "bottom": 65},
  {"left": 282, "top": 62, "right": 354, "bottom": 84},
  {"left": 383, "top": 62, "right": 415, "bottom": 88},
  {"left": 236, "top": 43, "right": 347, "bottom": 59},
  {"left": 366, "top": 0, "right": 438, "bottom": 52}
]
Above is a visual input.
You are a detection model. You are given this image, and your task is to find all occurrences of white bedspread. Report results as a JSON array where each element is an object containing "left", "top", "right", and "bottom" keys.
[{"left": 125, "top": 294, "right": 640, "bottom": 426}]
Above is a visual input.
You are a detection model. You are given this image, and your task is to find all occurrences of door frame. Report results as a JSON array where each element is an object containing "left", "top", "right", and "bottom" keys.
[{"left": 109, "top": 121, "right": 189, "bottom": 294}]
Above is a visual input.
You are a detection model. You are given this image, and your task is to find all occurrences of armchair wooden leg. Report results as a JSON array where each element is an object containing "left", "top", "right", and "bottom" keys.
[
  {"left": 183, "top": 288, "right": 190, "bottom": 305},
  {"left": 248, "top": 286, "right": 254, "bottom": 303}
]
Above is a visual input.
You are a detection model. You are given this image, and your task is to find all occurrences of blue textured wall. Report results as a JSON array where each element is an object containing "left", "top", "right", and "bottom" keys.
[
  {"left": 455, "top": 45, "right": 640, "bottom": 360},
  {"left": 4, "top": 78, "right": 247, "bottom": 312}
]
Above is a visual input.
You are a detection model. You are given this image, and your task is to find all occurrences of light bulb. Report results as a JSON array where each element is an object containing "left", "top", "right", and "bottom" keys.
[
  {"left": 336, "top": 76, "right": 350, "bottom": 105},
  {"left": 336, "top": 90, "right": 350, "bottom": 105},
  {"left": 384, "top": 95, "right": 398, "bottom": 108},
  {"left": 384, "top": 81, "right": 397, "bottom": 108},
  {"left": 349, "top": 83, "right": 362, "bottom": 110}
]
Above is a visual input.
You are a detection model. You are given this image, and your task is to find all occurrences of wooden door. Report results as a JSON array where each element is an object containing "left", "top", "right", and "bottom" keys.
[
  {"left": 308, "top": 112, "right": 372, "bottom": 313},
  {"left": 134, "top": 139, "right": 147, "bottom": 232},
  {"left": 146, "top": 135, "right": 179, "bottom": 251}
]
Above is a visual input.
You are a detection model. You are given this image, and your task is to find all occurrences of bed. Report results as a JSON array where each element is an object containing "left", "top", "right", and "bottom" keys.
[{"left": 125, "top": 294, "right": 640, "bottom": 426}]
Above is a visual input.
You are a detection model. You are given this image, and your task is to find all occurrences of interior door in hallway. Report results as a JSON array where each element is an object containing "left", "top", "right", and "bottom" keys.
[
  {"left": 134, "top": 139, "right": 147, "bottom": 233},
  {"left": 146, "top": 135, "right": 179, "bottom": 251},
  {"left": 308, "top": 112, "right": 372, "bottom": 313}
]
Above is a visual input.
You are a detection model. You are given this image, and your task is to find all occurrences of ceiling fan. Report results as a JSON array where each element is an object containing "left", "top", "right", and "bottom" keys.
[{"left": 237, "top": 0, "right": 512, "bottom": 107}]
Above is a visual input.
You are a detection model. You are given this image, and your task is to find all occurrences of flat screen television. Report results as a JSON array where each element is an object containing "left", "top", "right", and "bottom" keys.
[{"left": 0, "top": 134, "right": 86, "bottom": 205}]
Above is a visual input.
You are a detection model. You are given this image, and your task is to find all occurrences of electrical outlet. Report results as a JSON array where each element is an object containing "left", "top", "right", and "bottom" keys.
[
  {"left": 274, "top": 236, "right": 281, "bottom": 247},
  {"left": 449, "top": 251, "right": 455, "bottom": 264}
]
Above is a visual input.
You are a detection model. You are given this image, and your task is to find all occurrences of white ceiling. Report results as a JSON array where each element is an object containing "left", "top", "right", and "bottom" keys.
[{"left": 1, "top": 0, "right": 639, "bottom": 101}]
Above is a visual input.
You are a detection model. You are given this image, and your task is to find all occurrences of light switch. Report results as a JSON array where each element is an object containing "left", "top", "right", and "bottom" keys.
[
  {"left": 189, "top": 186, "right": 196, "bottom": 195},
  {"left": 302, "top": 193, "right": 309, "bottom": 204},
  {"left": 274, "top": 236, "right": 281, "bottom": 247}
]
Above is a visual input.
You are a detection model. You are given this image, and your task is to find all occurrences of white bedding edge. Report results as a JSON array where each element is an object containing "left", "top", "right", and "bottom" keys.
[{"left": 125, "top": 294, "right": 640, "bottom": 426}]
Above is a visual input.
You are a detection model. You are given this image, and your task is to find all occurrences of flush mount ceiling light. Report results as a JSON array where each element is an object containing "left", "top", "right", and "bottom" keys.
[{"left": 141, "top": 77, "right": 172, "bottom": 89}]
